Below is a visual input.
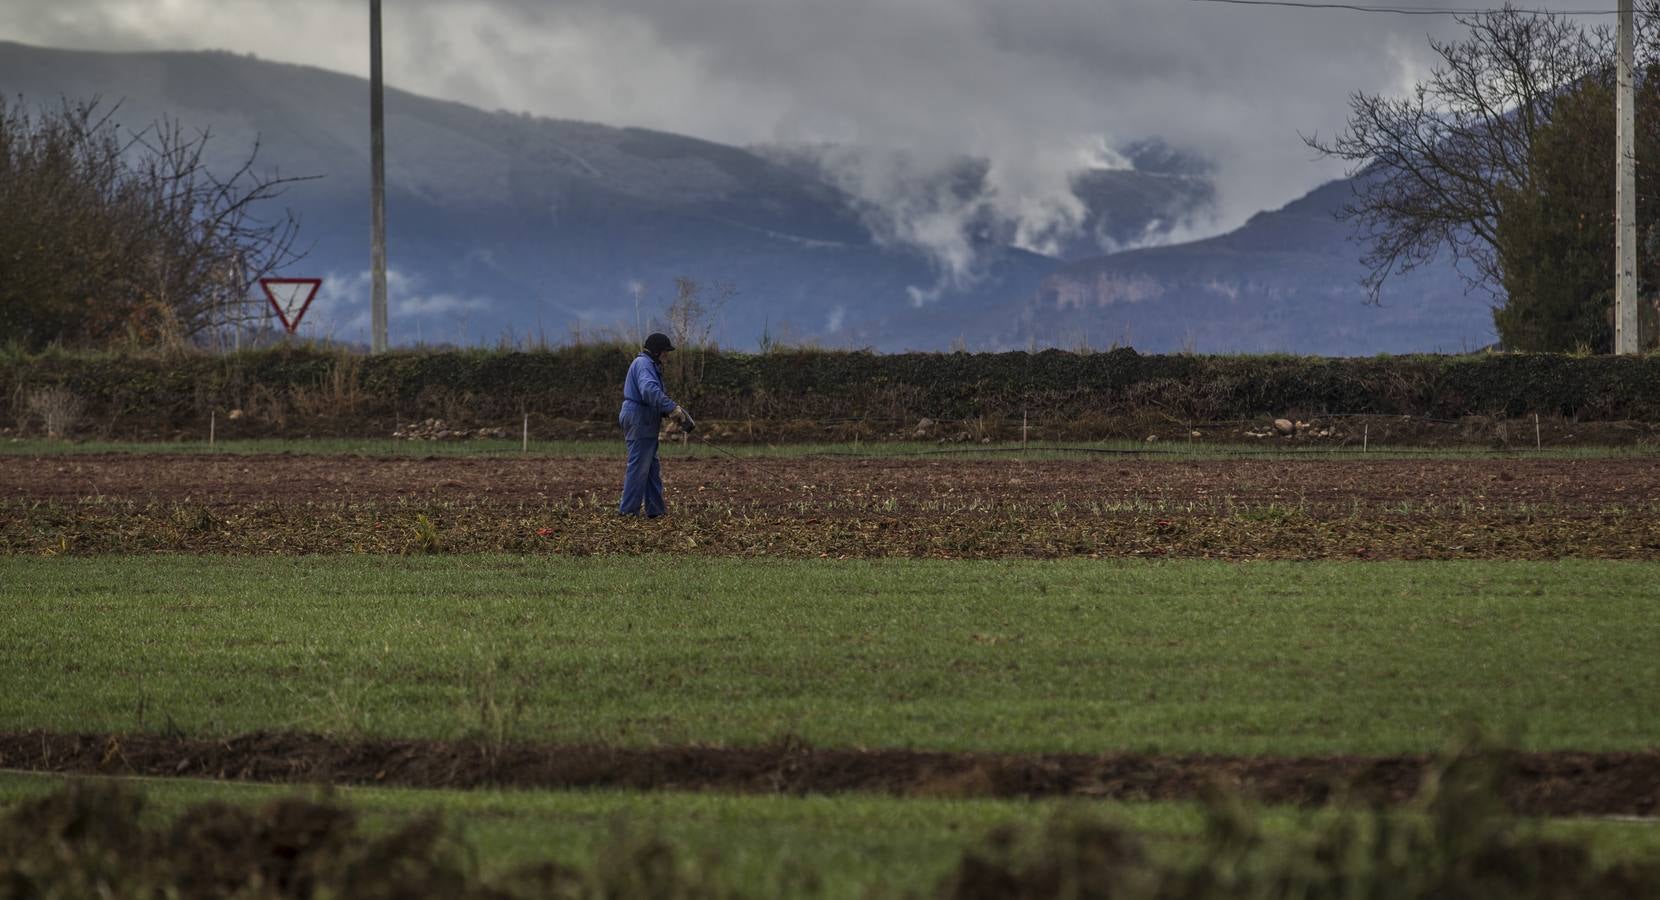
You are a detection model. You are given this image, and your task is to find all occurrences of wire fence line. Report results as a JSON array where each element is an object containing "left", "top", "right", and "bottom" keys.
[{"left": 10, "top": 433, "right": 1655, "bottom": 461}]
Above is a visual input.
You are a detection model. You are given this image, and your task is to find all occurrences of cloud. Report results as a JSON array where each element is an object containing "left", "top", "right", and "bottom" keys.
[
  {"left": 308, "top": 268, "right": 492, "bottom": 345},
  {"left": 0, "top": 0, "right": 1609, "bottom": 267}
]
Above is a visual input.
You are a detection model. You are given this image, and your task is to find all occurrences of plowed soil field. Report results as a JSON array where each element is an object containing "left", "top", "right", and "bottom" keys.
[
  {"left": 4, "top": 453, "right": 1658, "bottom": 559},
  {"left": 6, "top": 453, "right": 1658, "bottom": 507}
]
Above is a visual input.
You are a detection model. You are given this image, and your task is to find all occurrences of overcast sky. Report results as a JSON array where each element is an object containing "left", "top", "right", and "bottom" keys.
[{"left": 0, "top": 0, "right": 1625, "bottom": 240}]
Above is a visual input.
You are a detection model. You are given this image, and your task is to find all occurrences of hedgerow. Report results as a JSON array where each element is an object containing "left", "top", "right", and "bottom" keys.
[{"left": 4, "top": 345, "right": 1660, "bottom": 439}]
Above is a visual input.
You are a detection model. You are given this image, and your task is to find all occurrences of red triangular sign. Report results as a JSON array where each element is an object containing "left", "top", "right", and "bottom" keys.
[{"left": 260, "top": 278, "right": 322, "bottom": 334}]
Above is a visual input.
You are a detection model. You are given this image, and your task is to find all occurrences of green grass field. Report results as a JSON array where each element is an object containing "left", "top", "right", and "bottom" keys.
[
  {"left": 3, "top": 771, "right": 1656, "bottom": 900},
  {"left": 3, "top": 555, "right": 1657, "bottom": 754}
]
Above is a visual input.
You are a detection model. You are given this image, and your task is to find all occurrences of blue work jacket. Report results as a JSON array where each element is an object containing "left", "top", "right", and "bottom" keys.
[{"left": 619, "top": 352, "right": 678, "bottom": 441}]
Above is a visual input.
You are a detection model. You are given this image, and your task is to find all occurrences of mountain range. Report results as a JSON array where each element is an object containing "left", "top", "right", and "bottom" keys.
[
  {"left": 0, "top": 40, "right": 1497, "bottom": 353},
  {"left": 1025, "top": 178, "right": 1497, "bottom": 355}
]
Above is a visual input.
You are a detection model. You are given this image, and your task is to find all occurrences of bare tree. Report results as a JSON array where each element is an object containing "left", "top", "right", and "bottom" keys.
[
  {"left": 1307, "top": 6, "right": 1610, "bottom": 302},
  {"left": 0, "top": 96, "right": 313, "bottom": 349}
]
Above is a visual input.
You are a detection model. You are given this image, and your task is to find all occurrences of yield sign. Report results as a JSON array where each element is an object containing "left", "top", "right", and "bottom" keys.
[{"left": 260, "top": 278, "right": 322, "bottom": 334}]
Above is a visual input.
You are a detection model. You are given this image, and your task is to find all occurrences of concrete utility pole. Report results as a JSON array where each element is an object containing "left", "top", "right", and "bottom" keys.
[
  {"left": 1616, "top": 0, "right": 1640, "bottom": 354},
  {"left": 369, "top": 0, "right": 390, "bottom": 353}
]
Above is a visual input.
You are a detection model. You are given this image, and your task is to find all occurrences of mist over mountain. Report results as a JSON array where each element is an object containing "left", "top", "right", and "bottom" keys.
[
  {"left": 0, "top": 40, "right": 1491, "bottom": 354},
  {"left": 1022, "top": 178, "right": 1497, "bottom": 355},
  {"left": 752, "top": 138, "right": 1217, "bottom": 267}
]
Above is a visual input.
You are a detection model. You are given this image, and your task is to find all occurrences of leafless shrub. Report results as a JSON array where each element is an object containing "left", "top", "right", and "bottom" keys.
[
  {"left": 663, "top": 276, "right": 728, "bottom": 352},
  {"left": 26, "top": 385, "right": 83, "bottom": 439},
  {"left": 660, "top": 277, "right": 733, "bottom": 398},
  {"left": 0, "top": 96, "right": 313, "bottom": 350}
]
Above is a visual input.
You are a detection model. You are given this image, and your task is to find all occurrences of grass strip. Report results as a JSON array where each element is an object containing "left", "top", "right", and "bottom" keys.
[
  {"left": 2, "top": 771, "right": 1657, "bottom": 900},
  {"left": 2, "top": 556, "right": 1657, "bottom": 755}
]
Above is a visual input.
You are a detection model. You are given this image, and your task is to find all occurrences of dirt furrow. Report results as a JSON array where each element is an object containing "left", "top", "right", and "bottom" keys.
[{"left": 2, "top": 731, "right": 1655, "bottom": 817}]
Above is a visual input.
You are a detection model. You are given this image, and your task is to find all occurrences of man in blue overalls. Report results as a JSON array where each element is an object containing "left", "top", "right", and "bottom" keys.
[{"left": 618, "top": 332, "right": 693, "bottom": 517}]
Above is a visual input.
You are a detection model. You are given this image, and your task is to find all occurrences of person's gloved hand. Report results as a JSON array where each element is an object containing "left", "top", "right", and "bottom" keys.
[{"left": 675, "top": 407, "right": 697, "bottom": 433}]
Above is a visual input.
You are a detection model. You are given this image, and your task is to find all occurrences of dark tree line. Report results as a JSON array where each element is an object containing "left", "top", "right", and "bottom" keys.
[
  {"left": 1311, "top": 3, "right": 1660, "bottom": 352},
  {"left": 0, "top": 97, "right": 310, "bottom": 351}
]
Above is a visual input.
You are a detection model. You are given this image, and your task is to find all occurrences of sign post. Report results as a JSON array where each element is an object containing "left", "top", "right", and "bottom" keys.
[
  {"left": 1616, "top": 0, "right": 1639, "bottom": 354},
  {"left": 260, "top": 278, "right": 323, "bottom": 334},
  {"left": 370, "top": 0, "right": 389, "bottom": 352}
]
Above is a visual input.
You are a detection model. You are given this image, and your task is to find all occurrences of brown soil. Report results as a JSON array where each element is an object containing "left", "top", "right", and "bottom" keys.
[
  {"left": 1, "top": 731, "right": 1655, "bottom": 818},
  {"left": 5, "top": 452, "right": 1657, "bottom": 509},
  {"left": 6, "top": 453, "right": 1660, "bottom": 559}
]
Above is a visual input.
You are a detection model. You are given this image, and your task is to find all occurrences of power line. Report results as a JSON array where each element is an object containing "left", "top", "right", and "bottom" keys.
[{"left": 1189, "top": 0, "right": 1619, "bottom": 14}]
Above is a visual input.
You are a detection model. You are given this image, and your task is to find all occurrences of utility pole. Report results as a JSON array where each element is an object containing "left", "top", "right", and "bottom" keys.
[
  {"left": 369, "top": 0, "right": 390, "bottom": 353},
  {"left": 1616, "top": 0, "right": 1639, "bottom": 354}
]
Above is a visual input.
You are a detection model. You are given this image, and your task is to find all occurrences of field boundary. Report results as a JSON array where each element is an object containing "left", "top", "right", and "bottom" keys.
[
  {"left": 2, "top": 731, "right": 1656, "bottom": 817},
  {"left": 9, "top": 346, "right": 1660, "bottom": 445}
]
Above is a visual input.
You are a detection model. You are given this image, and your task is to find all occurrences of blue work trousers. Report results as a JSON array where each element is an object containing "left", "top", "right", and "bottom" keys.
[{"left": 618, "top": 410, "right": 665, "bottom": 516}]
